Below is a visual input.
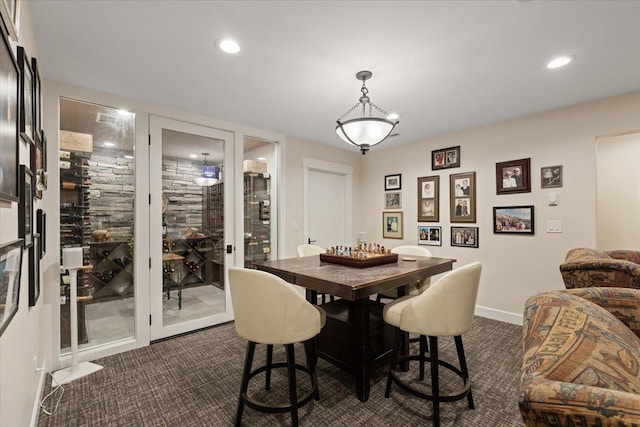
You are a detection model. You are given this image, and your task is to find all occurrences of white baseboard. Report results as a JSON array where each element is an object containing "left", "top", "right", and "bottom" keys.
[
  {"left": 30, "top": 367, "right": 46, "bottom": 427},
  {"left": 475, "top": 305, "right": 523, "bottom": 326}
]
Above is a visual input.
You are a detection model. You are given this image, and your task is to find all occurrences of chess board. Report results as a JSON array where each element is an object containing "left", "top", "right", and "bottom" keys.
[{"left": 319, "top": 252, "right": 398, "bottom": 268}]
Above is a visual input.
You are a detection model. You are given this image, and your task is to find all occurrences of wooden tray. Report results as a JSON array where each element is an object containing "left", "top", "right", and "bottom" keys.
[{"left": 319, "top": 252, "right": 398, "bottom": 268}]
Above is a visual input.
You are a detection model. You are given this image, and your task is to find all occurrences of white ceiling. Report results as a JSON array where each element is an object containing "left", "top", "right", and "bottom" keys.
[{"left": 29, "top": 1, "right": 640, "bottom": 154}]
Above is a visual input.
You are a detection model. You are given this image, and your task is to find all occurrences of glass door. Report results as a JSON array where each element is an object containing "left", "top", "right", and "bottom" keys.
[{"left": 149, "top": 116, "right": 234, "bottom": 340}]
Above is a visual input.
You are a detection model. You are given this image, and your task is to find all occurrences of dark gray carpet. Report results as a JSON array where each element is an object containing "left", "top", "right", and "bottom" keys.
[{"left": 38, "top": 316, "right": 524, "bottom": 426}]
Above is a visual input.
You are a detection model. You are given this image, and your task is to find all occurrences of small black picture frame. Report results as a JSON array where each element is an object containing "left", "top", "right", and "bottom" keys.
[
  {"left": 37, "top": 208, "right": 45, "bottom": 255},
  {"left": 432, "top": 145, "right": 460, "bottom": 170},
  {"left": 19, "top": 165, "right": 34, "bottom": 248},
  {"left": 384, "top": 174, "right": 401, "bottom": 191},
  {"left": 0, "top": 239, "right": 24, "bottom": 337},
  {"left": 0, "top": 16, "right": 20, "bottom": 203},
  {"left": 451, "top": 227, "right": 479, "bottom": 248},
  {"left": 493, "top": 205, "right": 535, "bottom": 234},
  {"left": 31, "top": 56, "right": 42, "bottom": 136},
  {"left": 17, "top": 45, "right": 34, "bottom": 145},
  {"left": 29, "top": 232, "right": 40, "bottom": 306}
]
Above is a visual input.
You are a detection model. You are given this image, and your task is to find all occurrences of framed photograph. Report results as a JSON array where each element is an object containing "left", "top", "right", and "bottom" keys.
[
  {"left": 29, "top": 233, "right": 40, "bottom": 306},
  {"left": 417, "top": 175, "right": 439, "bottom": 222},
  {"left": 432, "top": 145, "right": 460, "bottom": 170},
  {"left": 493, "top": 205, "right": 535, "bottom": 234},
  {"left": 384, "top": 174, "right": 401, "bottom": 191},
  {"left": 541, "top": 165, "right": 563, "bottom": 188},
  {"left": 32, "top": 141, "right": 43, "bottom": 199},
  {"left": 496, "top": 158, "right": 531, "bottom": 194},
  {"left": 0, "top": 0, "right": 20, "bottom": 41},
  {"left": 0, "top": 18, "right": 19, "bottom": 203},
  {"left": 17, "top": 46, "right": 34, "bottom": 145},
  {"left": 451, "top": 227, "right": 479, "bottom": 248},
  {"left": 31, "top": 56, "right": 41, "bottom": 135},
  {"left": 19, "top": 165, "right": 34, "bottom": 248},
  {"left": 382, "top": 211, "right": 403, "bottom": 239},
  {"left": 36, "top": 209, "right": 45, "bottom": 255},
  {"left": 418, "top": 225, "right": 442, "bottom": 246},
  {"left": 450, "top": 171, "right": 476, "bottom": 223},
  {"left": 384, "top": 191, "right": 402, "bottom": 209},
  {"left": 0, "top": 239, "right": 24, "bottom": 337}
]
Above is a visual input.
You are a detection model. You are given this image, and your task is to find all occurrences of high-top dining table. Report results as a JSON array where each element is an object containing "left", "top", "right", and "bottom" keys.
[{"left": 254, "top": 254, "right": 456, "bottom": 402}]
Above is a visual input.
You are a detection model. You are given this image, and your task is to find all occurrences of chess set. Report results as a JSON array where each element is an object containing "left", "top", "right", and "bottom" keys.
[{"left": 319, "top": 244, "right": 398, "bottom": 268}]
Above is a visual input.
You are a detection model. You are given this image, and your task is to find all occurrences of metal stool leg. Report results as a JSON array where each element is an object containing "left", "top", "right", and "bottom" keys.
[
  {"left": 419, "top": 335, "right": 427, "bottom": 381},
  {"left": 304, "top": 339, "right": 320, "bottom": 400},
  {"left": 236, "top": 341, "right": 256, "bottom": 427},
  {"left": 285, "top": 344, "right": 299, "bottom": 427},
  {"left": 265, "top": 344, "right": 273, "bottom": 390},
  {"left": 385, "top": 328, "right": 402, "bottom": 398},
  {"left": 429, "top": 336, "right": 440, "bottom": 427},
  {"left": 455, "top": 335, "right": 474, "bottom": 409}
]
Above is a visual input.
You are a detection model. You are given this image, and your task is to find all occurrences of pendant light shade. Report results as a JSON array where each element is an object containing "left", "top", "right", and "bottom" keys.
[
  {"left": 194, "top": 153, "right": 219, "bottom": 187},
  {"left": 336, "top": 71, "right": 398, "bottom": 154}
]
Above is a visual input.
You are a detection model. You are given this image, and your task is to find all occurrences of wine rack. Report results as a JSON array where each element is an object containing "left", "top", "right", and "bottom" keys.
[{"left": 89, "top": 241, "right": 134, "bottom": 300}]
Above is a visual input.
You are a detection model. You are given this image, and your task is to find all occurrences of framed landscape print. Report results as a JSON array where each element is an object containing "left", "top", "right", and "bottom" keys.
[
  {"left": 17, "top": 46, "right": 34, "bottom": 145},
  {"left": 541, "top": 165, "right": 563, "bottom": 188},
  {"left": 493, "top": 205, "right": 535, "bottom": 234},
  {"left": 0, "top": 19, "right": 19, "bottom": 203},
  {"left": 496, "top": 158, "right": 531, "bottom": 194},
  {"left": 19, "top": 165, "right": 34, "bottom": 248},
  {"left": 384, "top": 191, "right": 402, "bottom": 209},
  {"left": 0, "top": 239, "right": 24, "bottom": 337},
  {"left": 432, "top": 145, "right": 460, "bottom": 170},
  {"left": 37, "top": 209, "right": 45, "bottom": 255},
  {"left": 417, "top": 175, "right": 439, "bottom": 222},
  {"left": 382, "top": 211, "right": 403, "bottom": 239},
  {"left": 385, "top": 174, "right": 401, "bottom": 191},
  {"left": 450, "top": 171, "right": 476, "bottom": 223},
  {"left": 418, "top": 225, "right": 442, "bottom": 246},
  {"left": 451, "top": 227, "right": 479, "bottom": 248}
]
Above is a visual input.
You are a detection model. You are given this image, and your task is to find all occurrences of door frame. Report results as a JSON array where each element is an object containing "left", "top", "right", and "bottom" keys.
[
  {"left": 149, "top": 115, "right": 235, "bottom": 341},
  {"left": 302, "top": 157, "right": 353, "bottom": 247}
]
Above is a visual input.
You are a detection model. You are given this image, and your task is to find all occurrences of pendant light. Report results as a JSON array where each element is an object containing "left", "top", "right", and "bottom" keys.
[
  {"left": 336, "top": 70, "right": 399, "bottom": 154},
  {"left": 193, "top": 153, "right": 219, "bottom": 186}
]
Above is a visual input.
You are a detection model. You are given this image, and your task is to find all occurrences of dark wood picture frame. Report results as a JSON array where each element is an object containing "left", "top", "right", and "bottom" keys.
[
  {"left": 0, "top": 238, "right": 24, "bottom": 337},
  {"left": 0, "top": 0, "right": 20, "bottom": 42},
  {"left": 496, "top": 158, "right": 531, "bottom": 194},
  {"left": 0, "top": 16, "right": 20, "bottom": 203},
  {"left": 384, "top": 191, "right": 401, "bottom": 210},
  {"left": 384, "top": 174, "right": 401, "bottom": 191},
  {"left": 432, "top": 145, "right": 460, "bottom": 170},
  {"left": 37, "top": 208, "right": 45, "bottom": 255},
  {"left": 31, "top": 56, "right": 41, "bottom": 135},
  {"left": 417, "top": 175, "right": 439, "bottom": 222},
  {"left": 17, "top": 45, "right": 34, "bottom": 145},
  {"left": 450, "top": 171, "right": 476, "bottom": 223},
  {"left": 541, "top": 165, "right": 563, "bottom": 188},
  {"left": 493, "top": 205, "right": 535, "bottom": 234},
  {"left": 382, "top": 211, "right": 403, "bottom": 239},
  {"left": 451, "top": 226, "right": 479, "bottom": 248},
  {"left": 29, "top": 232, "right": 40, "bottom": 306},
  {"left": 418, "top": 225, "right": 442, "bottom": 246},
  {"left": 19, "top": 165, "right": 34, "bottom": 248},
  {"left": 31, "top": 140, "right": 43, "bottom": 199}
]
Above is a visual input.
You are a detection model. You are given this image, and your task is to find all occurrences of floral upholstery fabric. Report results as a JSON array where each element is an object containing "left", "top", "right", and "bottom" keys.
[
  {"left": 519, "top": 288, "right": 640, "bottom": 426},
  {"left": 560, "top": 248, "right": 640, "bottom": 290}
]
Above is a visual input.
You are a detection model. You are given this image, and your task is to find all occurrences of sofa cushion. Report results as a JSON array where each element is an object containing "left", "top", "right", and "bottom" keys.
[{"left": 522, "top": 291, "right": 640, "bottom": 394}]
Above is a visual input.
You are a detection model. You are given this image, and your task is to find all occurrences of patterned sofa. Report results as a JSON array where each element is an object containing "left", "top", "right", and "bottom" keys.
[
  {"left": 560, "top": 248, "right": 640, "bottom": 289},
  {"left": 519, "top": 287, "right": 640, "bottom": 426}
]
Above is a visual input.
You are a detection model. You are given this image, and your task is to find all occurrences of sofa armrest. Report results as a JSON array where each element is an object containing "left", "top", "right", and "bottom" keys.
[
  {"left": 519, "top": 377, "right": 640, "bottom": 426},
  {"left": 560, "top": 257, "right": 640, "bottom": 289},
  {"left": 563, "top": 287, "right": 640, "bottom": 338},
  {"left": 608, "top": 250, "right": 640, "bottom": 264}
]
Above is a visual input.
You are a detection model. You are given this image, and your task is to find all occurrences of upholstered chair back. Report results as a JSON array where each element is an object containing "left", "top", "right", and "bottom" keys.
[
  {"left": 228, "top": 267, "right": 323, "bottom": 345},
  {"left": 390, "top": 245, "right": 432, "bottom": 258},
  {"left": 296, "top": 244, "right": 324, "bottom": 257},
  {"left": 400, "top": 262, "right": 482, "bottom": 337}
]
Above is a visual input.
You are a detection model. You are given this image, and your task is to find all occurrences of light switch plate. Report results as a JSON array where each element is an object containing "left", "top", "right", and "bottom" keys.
[{"left": 546, "top": 220, "right": 562, "bottom": 233}]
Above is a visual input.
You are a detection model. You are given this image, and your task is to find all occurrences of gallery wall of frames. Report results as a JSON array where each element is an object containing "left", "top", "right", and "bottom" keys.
[
  {"left": 0, "top": 9, "right": 48, "bottom": 337},
  {"left": 382, "top": 144, "right": 563, "bottom": 251}
]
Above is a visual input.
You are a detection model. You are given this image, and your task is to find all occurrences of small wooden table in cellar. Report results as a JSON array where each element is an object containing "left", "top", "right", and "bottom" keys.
[{"left": 254, "top": 254, "right": 456, "bottom": 402}]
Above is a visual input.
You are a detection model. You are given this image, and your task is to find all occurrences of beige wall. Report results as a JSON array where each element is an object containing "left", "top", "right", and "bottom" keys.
[
  {"left": 360, "top": 90, "right": 640, "bottom": 320},
  {"left": 596, "top": 132, "right": 640, "bottom": 250}
]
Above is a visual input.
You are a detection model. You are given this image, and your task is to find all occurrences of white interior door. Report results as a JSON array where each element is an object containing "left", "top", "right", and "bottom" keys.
[
  {"left": 149, "top": 116, "right": 234, "bottom": 340},
  {"left": 303, "top": 158, "right": 353, "bottom": 249}
]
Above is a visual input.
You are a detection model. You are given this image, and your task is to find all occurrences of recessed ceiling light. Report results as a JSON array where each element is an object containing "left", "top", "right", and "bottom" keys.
[
  {"left": 387, "top": 113, "right": 400, "bottom": 121},
  {"left": 104, "top": 142, "right": 115, "bottom": 147},
  {"left": 546, "top": 56, "right": 574, "bottom": 69},
  {"left": 257, "top": 157, "right": 267, "bottom": 161},
  {"left": 117, "top": 109, "right": 132, "bottom": 116},
  {"left": 189, "top": 154, "right": 198, "bottom": 159},
  {"left": 216, "top": 38, "right": 240, "bottom": 54},
  {"left": 124, "top": 155, "right": 134, "bottom": 159}
]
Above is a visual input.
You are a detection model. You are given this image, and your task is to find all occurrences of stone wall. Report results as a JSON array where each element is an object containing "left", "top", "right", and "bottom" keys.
[{"left": 161, "top": 157, "right": 205, "bottom": 238}]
